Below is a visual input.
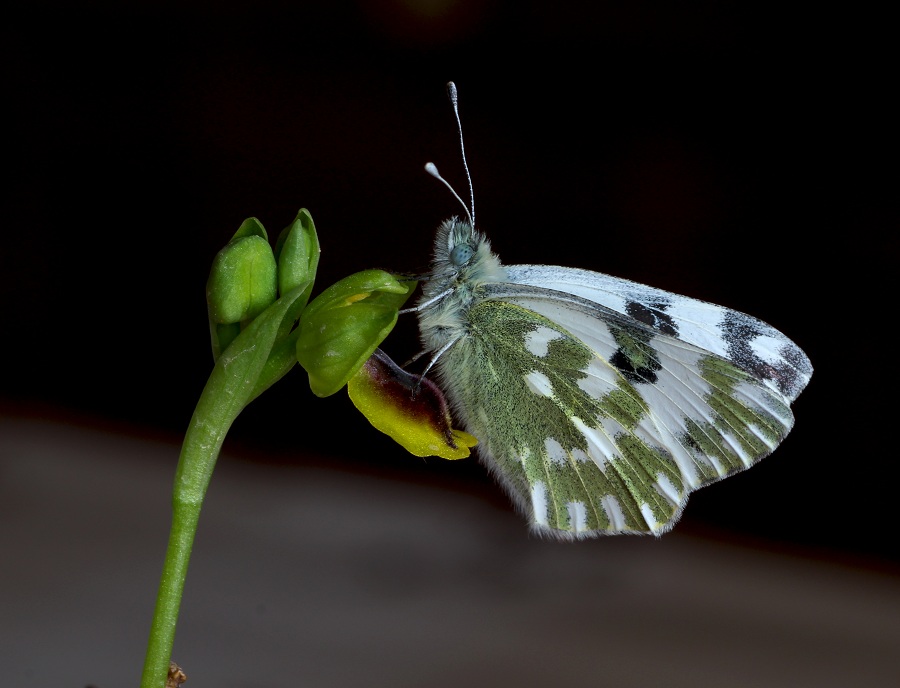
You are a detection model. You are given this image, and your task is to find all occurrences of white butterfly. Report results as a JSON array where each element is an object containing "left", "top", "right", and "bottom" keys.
[{"left": 414, "top": 83, "right": 812, "bottom": 539}]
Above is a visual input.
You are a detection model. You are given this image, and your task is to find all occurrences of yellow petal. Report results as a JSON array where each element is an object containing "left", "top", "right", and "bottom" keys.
[{"left": 348, "top": 350, "right": 477, "bottom": 460}]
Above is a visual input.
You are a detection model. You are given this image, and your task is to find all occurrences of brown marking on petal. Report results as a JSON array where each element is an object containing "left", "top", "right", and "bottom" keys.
[{"left": 366, "top": 349, "right": 461, "bottom": 448}]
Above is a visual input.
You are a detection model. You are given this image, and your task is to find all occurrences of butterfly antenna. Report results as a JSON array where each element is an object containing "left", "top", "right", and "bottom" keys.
[
  {"left": 447, "top": 81, "right": 476, "bottom": 229},
  {"left": 423, "top": 82, "right": 477, "bottom": 229},
  {"left": 424, "top": 162, "right": 473, "bottom": 227}
]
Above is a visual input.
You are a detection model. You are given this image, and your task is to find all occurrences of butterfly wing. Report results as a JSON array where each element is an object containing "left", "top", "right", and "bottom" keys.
[
  {"left": 432, "top": 271, "right": 811, "bottom": 538},
  {"left": 506, "top": 265, "right": 812, "bottom": 401}
]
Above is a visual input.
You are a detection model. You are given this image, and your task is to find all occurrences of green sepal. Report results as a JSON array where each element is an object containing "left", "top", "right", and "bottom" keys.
[
  {"left": 245, "top": 279, "right": 315, "bottom": 404},
  {"left": 209, "top": 321, "right": 242, "bottom": 362},
  {"left": 274, "top": 208, "right": 320, "bottom": 309},
  {"left": 296, "top": 270, "right": 416, "bottom": 397},
  {"left": 230, "top": 216, "right": 269, "bottom": 242}
]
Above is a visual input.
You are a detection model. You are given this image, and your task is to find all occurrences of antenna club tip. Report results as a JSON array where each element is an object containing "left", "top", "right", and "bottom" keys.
[
  {"left": 446, "top": 81, "right": 458, "bottom": 103},
  {"left": 424, "top": 162, "right": 439, "bottom": 176}
]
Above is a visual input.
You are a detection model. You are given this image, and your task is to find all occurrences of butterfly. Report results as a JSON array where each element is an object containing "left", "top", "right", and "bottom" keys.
[{"left": 413, "top": 83, "right": 812, "bottom": 539}]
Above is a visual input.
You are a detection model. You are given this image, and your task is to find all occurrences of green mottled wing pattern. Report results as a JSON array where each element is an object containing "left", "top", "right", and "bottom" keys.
[{"left": 433, "top": 286, "right": 800, "bottom": 538}]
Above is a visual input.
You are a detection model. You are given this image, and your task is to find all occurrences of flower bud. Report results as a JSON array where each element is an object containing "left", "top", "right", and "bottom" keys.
[
  {"left": 206, "top": 217, "right": 278, "bottom": 358},
  {"left": 207, "top": 218, "right": 278, "bottom": 325},
  {"left": 274, "top": 208, "right": 319, "bottom": 310}
]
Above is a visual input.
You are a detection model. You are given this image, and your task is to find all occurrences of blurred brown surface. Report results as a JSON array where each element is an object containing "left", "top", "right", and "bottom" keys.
[{"left": 1, "top": 417, "right": 897, "bottom": 687}]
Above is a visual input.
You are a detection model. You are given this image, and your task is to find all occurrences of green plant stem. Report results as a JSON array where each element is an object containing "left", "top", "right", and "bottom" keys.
[{"left": 139, "top": 401, "right": 236, "bottom": 688}]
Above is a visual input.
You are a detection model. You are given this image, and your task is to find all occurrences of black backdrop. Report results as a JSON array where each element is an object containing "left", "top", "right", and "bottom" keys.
[{"left": 3, "top": 3, "right": 894, "bottom": 562}]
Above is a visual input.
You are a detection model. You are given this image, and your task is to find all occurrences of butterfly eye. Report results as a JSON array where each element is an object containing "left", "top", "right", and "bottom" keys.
[{"left": 450, "top": 242, "right": 475, "bottom": 266}]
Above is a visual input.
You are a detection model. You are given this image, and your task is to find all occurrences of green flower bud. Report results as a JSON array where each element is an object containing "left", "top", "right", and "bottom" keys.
[
  {"left": 274, "top": 209, "right": 320, "bottom": 309},
  {"left": 296, "top": 270, "right": 415, "bottom": 397},
  {"left": 207, "top": 217, "right": 278, "bottom": 358}
]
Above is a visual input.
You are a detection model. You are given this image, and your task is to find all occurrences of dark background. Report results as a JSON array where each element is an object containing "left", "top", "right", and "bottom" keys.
[{"left": 3, "top": 2, "right": 894, "bottom": 563}]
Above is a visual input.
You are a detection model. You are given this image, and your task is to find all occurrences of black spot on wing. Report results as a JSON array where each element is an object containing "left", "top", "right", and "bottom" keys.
[
  {"left": 609, "top": 323, "right": 662, "bottom": 385},
  {"left": 625, "top": 300, "right": 678, "bottom": 337},
  {"left": 720, "top": 311, "right": 805, "bottom": 398},
  {"left": 610, "top": 350, "right": 660, "bottom": 384}
]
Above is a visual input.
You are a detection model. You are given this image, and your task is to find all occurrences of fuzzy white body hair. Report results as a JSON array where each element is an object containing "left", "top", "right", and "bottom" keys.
[
  {"left": 416, "top": 218, "right": 534, "bottom": 522},
  {"left": 417, "top": 217, "right": 506, "bottom": 354}
]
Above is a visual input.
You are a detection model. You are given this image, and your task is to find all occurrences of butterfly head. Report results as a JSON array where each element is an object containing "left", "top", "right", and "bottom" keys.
[
  {"left": 444, "top": 217, "right": 478, "bottom": 266},
  {"left": 432, "top": 216, "right": 502, "bottom": 278}
]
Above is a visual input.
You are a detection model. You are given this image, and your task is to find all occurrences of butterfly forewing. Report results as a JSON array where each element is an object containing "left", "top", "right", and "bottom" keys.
[{"left": 505, "top": 265, "right": 812, "bottom": 402}]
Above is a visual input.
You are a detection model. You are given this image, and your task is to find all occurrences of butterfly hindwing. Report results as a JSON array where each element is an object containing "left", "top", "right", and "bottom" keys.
[{"left": 432, "top": 296, "right": 671, "bottom": 535}]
